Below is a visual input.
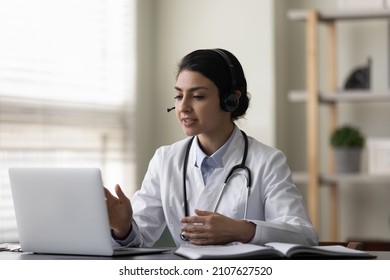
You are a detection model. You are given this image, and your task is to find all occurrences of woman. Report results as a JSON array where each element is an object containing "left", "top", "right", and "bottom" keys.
[{"left": 105, "top": 48, "right": 318, "bottom": 247}]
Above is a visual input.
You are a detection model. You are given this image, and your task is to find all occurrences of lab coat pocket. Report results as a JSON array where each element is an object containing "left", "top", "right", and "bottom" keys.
[{"left": 214, "top": 171, "right": 248, "bottom": 219}]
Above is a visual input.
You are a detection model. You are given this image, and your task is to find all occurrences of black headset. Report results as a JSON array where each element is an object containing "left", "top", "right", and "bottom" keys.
[
  {"left": 211, "top": 49, "right": 239, "bottom": 113},
  {"left": 167, "top": 49, "right": 240, "bottom": 113}
]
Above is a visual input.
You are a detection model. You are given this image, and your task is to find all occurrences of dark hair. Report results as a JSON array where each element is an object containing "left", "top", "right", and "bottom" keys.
[{"left": 176, "top": 48, "right": 250, "bottom": 120}]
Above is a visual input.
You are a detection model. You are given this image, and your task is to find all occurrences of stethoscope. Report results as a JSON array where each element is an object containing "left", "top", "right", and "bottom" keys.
[{"left": 180, "top": 130, "right": 252, "bottom": 241}]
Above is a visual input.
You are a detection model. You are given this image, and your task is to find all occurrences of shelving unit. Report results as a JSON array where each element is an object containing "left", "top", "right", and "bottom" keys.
[
  {"left": 288, "top": 9, "right": 390, "bottom": 241},
  {"left": 288, "top": 90, "right": 390, "bottom": 103}
]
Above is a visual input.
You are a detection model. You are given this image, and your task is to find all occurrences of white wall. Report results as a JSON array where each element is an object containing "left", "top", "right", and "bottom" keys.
[
  {"left": 152, "top": 0, "right": 275, "bottom": 148},
  {"left": 135, "top": 0, "right": 390, "bottom": 243},
  {"left": 134, "top": 0, "right": 276, "bottom": 189}
]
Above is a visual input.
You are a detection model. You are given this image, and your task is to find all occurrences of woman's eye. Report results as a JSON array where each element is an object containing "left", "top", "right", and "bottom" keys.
[
  {"left": 174, "top": 96, "right": 182, "bottom": 100},
  {"left": 193, "top": 95, "right": 204, "bottom": 99}
]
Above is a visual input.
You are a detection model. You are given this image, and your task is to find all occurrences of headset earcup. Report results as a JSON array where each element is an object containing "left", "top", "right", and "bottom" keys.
[{"left": 223, "top": 93, "right": 239, "bottom": 112}]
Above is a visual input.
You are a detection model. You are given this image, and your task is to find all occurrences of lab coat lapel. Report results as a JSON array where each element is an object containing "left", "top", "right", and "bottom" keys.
[
  {"left": 195, "top": 168, "right": 225, "bottom": 212},
  {"left": 184, "top": 142, "right": 208, "bottom": 215},
  {"left": 194, "top": 129, "right": 244, "bottom": 213}
]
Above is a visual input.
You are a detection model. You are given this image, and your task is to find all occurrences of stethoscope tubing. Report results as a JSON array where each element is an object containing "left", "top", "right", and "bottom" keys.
[{"left": 181, "top": 130, "right": 251, "bottom": 241}]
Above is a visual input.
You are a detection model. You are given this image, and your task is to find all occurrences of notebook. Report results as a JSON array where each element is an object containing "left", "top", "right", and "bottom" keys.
[
  {"left": 175, "top": 242, "right": 376, "bottom": 259},
  {"left": 8, "top": 167, "right": 168, "bottom": 257}
]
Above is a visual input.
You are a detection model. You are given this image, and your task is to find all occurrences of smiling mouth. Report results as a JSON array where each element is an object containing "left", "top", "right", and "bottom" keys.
[{"left": 182, "top": 117, "right": 197, "bottom": 126}]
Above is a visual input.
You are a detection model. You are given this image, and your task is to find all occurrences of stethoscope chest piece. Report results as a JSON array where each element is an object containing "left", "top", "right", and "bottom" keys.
[{"left": 180, "top": 231, "right": 189, "bottom": 241}]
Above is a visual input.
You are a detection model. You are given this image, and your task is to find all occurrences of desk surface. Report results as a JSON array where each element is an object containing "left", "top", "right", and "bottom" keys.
[
  {"left": 1, "top": 249, "right": 389, "bottom": 260},
  {"left": 0, "top": 247, "right": 183, "bottom": 260}
]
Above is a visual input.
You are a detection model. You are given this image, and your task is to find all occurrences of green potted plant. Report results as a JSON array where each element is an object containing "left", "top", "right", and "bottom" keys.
[{"left": 330, "top": 125, "right": 365, "bottom": 173}]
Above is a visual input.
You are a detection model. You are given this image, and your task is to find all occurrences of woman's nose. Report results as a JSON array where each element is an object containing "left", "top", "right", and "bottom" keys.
[{"left": 178, "top": 96, "right": 191, "bottom": 112}]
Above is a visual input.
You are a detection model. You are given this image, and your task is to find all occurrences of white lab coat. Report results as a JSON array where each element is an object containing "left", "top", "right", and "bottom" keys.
[{"left": 122, "top": 128, "right": 318, "bottom": 247}]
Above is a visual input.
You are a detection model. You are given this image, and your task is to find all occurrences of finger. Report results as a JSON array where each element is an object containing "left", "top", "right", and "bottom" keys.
[
  {"left": 181, "top": 222, "right": 204, "bottom": 231},
  {"left": 104, "top": 187, "right": 116, "bottom": 201},
  {"left": 182, "top": 229, "right": 207, "bottom": 239},
  {"left": 190, "top": 238, "right": 212, "bottom": 246},
  {"left": 185, "top": 232, "right": 214, "bottom": 246},
  {"left": 181, "top": 215, "right": 207, "bottom": 224},
  {"left": 194, "top": 209, "right": 214, "bottom": 216},
  {"left": 114, "top": 184, "right": 127, "bottom": 200}
]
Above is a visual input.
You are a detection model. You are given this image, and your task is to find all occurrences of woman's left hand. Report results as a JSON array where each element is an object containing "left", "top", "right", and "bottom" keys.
[{"left": 180, "top": 209, "right": 256, "bottom": 245}]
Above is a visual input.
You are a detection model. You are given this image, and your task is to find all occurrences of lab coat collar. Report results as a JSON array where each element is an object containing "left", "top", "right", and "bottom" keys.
[
  {"left": 189, "top": 125, "right": 245, "bottom": 174},
  {"left": 187, "top": 126, "right": 247, "bottom": 213},
  {"left": 194, "top": 125, "right": 237, "bottom": 169}
]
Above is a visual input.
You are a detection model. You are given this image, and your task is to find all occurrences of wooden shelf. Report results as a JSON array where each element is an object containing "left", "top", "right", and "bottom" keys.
[
  {"left": 288, "top": 8, "right": 390, "bottom": 240},
  {"left": 288, "top": 9, "right": 390, "bottom": 22},
  {"left": 322, "top": 173, "right": 390, "bottom": 185},
  {"left": 292, "top": 172, "right": 390, "bottom": 185},
  {"left": 288, "top": 90, "right": 390, "bottom": 103}
]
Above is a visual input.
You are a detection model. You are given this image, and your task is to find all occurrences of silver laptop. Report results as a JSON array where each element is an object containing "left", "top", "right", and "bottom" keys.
[{"left": 8, "top": 167, "right": 168, "bottom": 256}]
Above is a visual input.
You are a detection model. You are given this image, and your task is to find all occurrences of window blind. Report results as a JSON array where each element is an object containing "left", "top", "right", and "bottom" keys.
[{"left": 0, "top": 0, "right": 136, "bottom": 243}]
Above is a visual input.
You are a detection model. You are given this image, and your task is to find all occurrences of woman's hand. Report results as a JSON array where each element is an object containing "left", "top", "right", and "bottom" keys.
[
  {"left": 104, "top": 184, "right": 133, "bottom": 240},
  {"left": 180, "top": 209, "right": 256, "bottom": 245}
]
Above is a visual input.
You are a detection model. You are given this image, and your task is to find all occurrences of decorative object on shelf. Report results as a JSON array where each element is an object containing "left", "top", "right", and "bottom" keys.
[
  {"left": 344, "top": 58, "right": 371, "bottom": 90},
  {"left": 330, "top": 125, "right": 365, "bottom": 173},
  {"left": 367, "top": 138, "right": 390, "bottom": 174}
]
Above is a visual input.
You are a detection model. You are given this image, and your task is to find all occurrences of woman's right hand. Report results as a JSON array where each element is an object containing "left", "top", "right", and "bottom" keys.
[{"left": 104, "top": 184, "right": 133, "bottom": 240}]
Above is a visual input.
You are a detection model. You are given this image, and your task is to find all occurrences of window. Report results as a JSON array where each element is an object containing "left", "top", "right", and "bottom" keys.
[{"left": 0, "top": 0, "right": 136, "bottom": 242}]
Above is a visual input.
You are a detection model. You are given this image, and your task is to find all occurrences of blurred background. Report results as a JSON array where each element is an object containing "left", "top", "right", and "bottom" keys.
[{"left": 1, "top": 0, "right": 389, "bottom": 245}]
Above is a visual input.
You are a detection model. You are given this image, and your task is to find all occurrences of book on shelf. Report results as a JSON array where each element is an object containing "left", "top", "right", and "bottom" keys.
[{"left": 175, "top": 242, "right": 376, "bottom": 260}]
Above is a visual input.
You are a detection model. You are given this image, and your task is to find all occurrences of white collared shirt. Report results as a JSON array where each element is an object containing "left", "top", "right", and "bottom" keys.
[{"left": 195, "top": 126, "right": 236, "bottom": 185}]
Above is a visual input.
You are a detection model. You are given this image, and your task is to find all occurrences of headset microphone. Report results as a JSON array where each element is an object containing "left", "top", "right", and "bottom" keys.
[{"left": 167, "top": 107, "right": 175, "bottom": 112}]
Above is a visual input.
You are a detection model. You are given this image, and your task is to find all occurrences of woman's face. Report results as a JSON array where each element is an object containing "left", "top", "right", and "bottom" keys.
[{"left": 174, "top": 70, "right": 232, "bottom": 138}]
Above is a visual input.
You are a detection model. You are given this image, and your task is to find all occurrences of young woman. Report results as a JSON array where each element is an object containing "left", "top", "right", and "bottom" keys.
[{"left": 104, "top": 48, "right": 318, "bottom": 247}]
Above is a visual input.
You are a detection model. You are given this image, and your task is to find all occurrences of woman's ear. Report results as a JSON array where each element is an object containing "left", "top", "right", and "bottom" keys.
[
  {"left": 234, "top": 90, "right": 241, "bottom": 100},
  {"left": 223, "top": 90, "right": 241, "bottom": 112}
]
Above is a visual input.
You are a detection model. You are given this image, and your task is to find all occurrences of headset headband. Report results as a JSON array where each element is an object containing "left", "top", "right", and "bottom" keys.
[
  {"left": 211, "top": 49, "right": 236, "bottom": 95},
  {"left": 211, "top": 49, "right": 239, "bottom": 112}
]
